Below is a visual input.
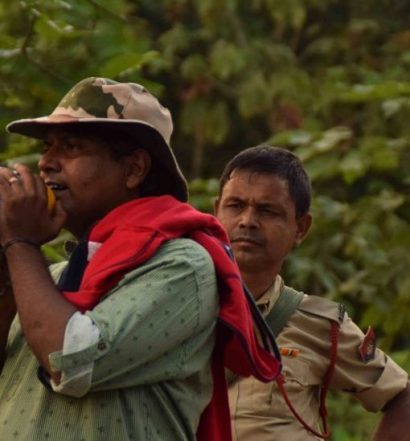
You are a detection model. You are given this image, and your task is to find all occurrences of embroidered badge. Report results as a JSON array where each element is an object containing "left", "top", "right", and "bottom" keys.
[{"left": 358, "top": 326, "right": 376, "bottom": 363}]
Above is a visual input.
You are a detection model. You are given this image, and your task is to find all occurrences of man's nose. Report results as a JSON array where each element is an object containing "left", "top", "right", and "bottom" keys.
[
  {"left": 38, "top": 146, "right": 60, "bottom": 173},
  {"left": 239, "top": 207, "right": 259, "bottom": 228}
]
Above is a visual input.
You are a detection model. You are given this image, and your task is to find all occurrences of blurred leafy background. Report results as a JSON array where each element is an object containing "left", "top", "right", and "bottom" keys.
[{"left": 0, "top": 0, "right": 409, "bottom": 438}]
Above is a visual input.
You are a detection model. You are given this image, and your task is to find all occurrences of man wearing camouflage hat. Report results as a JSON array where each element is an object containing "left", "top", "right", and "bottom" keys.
[{"left": 0, "top": 77, "right": 281, "bottom": 441}]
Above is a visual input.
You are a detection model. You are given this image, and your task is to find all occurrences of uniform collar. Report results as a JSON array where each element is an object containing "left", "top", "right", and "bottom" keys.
[{"left": 256, "top": 275, "right": 284, "bottom": 315}]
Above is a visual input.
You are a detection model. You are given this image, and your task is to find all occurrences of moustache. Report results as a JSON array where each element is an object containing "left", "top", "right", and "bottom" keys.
[{"left": 230, "top": 233, "right": 264, "bottom": 246}]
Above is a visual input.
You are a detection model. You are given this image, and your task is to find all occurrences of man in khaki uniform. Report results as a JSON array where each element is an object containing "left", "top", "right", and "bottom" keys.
[{"left": 215, "top": 145, "right": 410, "bottom": 440}]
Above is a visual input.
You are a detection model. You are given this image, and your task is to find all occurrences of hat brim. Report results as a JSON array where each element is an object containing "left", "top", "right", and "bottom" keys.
[{"left": 7, "top": 117, "right": 188, "bottom": 202}]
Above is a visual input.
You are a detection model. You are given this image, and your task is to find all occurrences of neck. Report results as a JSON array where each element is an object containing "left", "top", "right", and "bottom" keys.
[{"left": 240, "top": 269, "right": 278, "bottom": 300}]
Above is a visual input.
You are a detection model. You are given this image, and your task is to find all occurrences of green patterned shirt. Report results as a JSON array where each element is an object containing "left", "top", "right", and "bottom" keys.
[{"left": 0, "top": 238, "right": 218, "bottom": 440}]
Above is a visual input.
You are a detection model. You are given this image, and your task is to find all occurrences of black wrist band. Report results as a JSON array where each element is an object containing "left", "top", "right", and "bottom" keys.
[{"left": 2, "top": 238, "right": 39, "bottom": 254}]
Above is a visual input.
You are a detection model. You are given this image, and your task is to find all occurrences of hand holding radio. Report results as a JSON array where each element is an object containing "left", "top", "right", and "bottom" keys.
[{"left": 0, "top": 164, "right": 65, "bottom": 247}]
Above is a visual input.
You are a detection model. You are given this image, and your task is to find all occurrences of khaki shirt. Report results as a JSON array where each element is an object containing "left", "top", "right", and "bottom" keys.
[{"left": 228, "top": 276, "right": 409, "bottom": 441}]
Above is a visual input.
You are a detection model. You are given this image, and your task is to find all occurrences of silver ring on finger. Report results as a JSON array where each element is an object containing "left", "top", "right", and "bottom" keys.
[{"left": 8, "top": 176, "right": 19, "bottom": 185}]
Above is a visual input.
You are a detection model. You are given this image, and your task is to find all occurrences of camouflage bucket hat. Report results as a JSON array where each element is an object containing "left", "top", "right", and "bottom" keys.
[{"left": 6, "top": 77, "right": 188, "bottom": 202}]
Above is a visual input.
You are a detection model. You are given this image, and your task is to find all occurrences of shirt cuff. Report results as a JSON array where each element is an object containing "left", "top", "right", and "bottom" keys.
[
  {"left": 49, "top": 311, "right": 101, "bottom": 397},
  {"left": 356, "top": 354, "right": 409, "bottom": 411}
]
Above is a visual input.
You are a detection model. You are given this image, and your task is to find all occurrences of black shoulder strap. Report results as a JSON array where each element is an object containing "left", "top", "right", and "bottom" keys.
[
  {"left": 57, "top": 240, "right": 88, "bottom": 291},
  {"left": 264, "top": 286, "right": 304, "bottom": 337}
]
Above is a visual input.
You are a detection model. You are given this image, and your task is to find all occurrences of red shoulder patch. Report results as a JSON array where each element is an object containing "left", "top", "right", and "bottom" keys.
[{"left": 358, "top": 326, "right": 376, "bottom": 363}]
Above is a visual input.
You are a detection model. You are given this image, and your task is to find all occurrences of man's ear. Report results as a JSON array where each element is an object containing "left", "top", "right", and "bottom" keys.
[
  {"left": 125, "top": 149, "right": 151, "bottom": 190},
  {"left": 294, "top": 212, "right": 312, "bottom": 247}
]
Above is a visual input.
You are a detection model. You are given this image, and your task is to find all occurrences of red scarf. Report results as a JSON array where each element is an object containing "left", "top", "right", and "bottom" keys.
[{"left": 62, "top": 195, "right": 281, "bottom": 440}]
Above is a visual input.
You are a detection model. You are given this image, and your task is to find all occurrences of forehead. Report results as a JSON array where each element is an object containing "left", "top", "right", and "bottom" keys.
[{"left": 222, "top": 169, "right": 291, "bottom": 198}]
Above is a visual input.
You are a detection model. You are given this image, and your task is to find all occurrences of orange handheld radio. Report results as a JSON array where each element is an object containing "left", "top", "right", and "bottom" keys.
[
  {"left": 7, "top": 166, "right": 56, "bottom": 214},
  {"left": 46, "top": 186, "right": 56, "bottom": 214}
]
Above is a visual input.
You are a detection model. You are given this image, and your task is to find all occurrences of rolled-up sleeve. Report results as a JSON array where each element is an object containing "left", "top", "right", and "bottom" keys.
[
  {"left": 49, "top": 312, "right": 100, "bottom": 397},
  {"left": 48, "top": 239, "right": 218, "bottom": 397},
  {"left": 354, "top": 354, "right": 409, "bottom": 411},
  {"left": 331, "top": 316, "right": 409, "bottom": 411}
]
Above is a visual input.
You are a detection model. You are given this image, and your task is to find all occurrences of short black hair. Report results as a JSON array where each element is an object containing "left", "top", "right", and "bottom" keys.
[{"left": 219, "top": 144, "right": 311, "bottom": 218}]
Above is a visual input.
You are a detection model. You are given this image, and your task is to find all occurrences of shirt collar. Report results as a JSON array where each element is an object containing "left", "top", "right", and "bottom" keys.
[{"left": 256, "top": 275, "right": 284, "bottom": 315}]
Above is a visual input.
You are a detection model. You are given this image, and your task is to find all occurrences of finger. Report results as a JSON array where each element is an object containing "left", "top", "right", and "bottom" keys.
[
  {"left": 8, "top": 168, "right": 24, "bottom": 185},
  {"left": 8, "top": 176, "right": 20, "bottom": 185},
  {"left": 28, "top": 173, "right": 57, "bottom": 215},
  {"left": 12, "top": 163, "right": 33, "bottom": 185},
  {"left": 11, "top": 164, "right": 38, "bottom": 197},
  {"left": 0, "top": 172, "right": 13, "bottom": 196},
  {"left": 0, "top": 167, "right": 20, "bottom": 187},
  {"left": 0, "top": 166, "right": 16, "bottom": 179}
]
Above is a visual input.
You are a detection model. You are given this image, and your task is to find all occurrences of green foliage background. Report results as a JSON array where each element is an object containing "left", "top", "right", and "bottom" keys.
[{"left": 0, "top": 1, "right": 409, "bottom": 438}]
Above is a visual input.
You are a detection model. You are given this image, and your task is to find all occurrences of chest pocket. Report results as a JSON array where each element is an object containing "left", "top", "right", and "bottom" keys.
[
  {"left": 233, "top": 356, "right": 313, "bottom": 420},
  {"left": 281, "top": 356, "right": 313, "bottom": 387}
]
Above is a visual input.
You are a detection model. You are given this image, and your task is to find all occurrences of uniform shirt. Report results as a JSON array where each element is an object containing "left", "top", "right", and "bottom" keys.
[
  {"left": 0, "top": 238, "right": 218, "bottom": 441},
  {"left": 228, "top": 276, "right": 409, "bottom": 441}
]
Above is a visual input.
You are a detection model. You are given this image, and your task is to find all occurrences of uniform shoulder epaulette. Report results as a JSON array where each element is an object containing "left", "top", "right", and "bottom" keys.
[{"left": 297, "top": 295, "right": 345, "bottom": 324}]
